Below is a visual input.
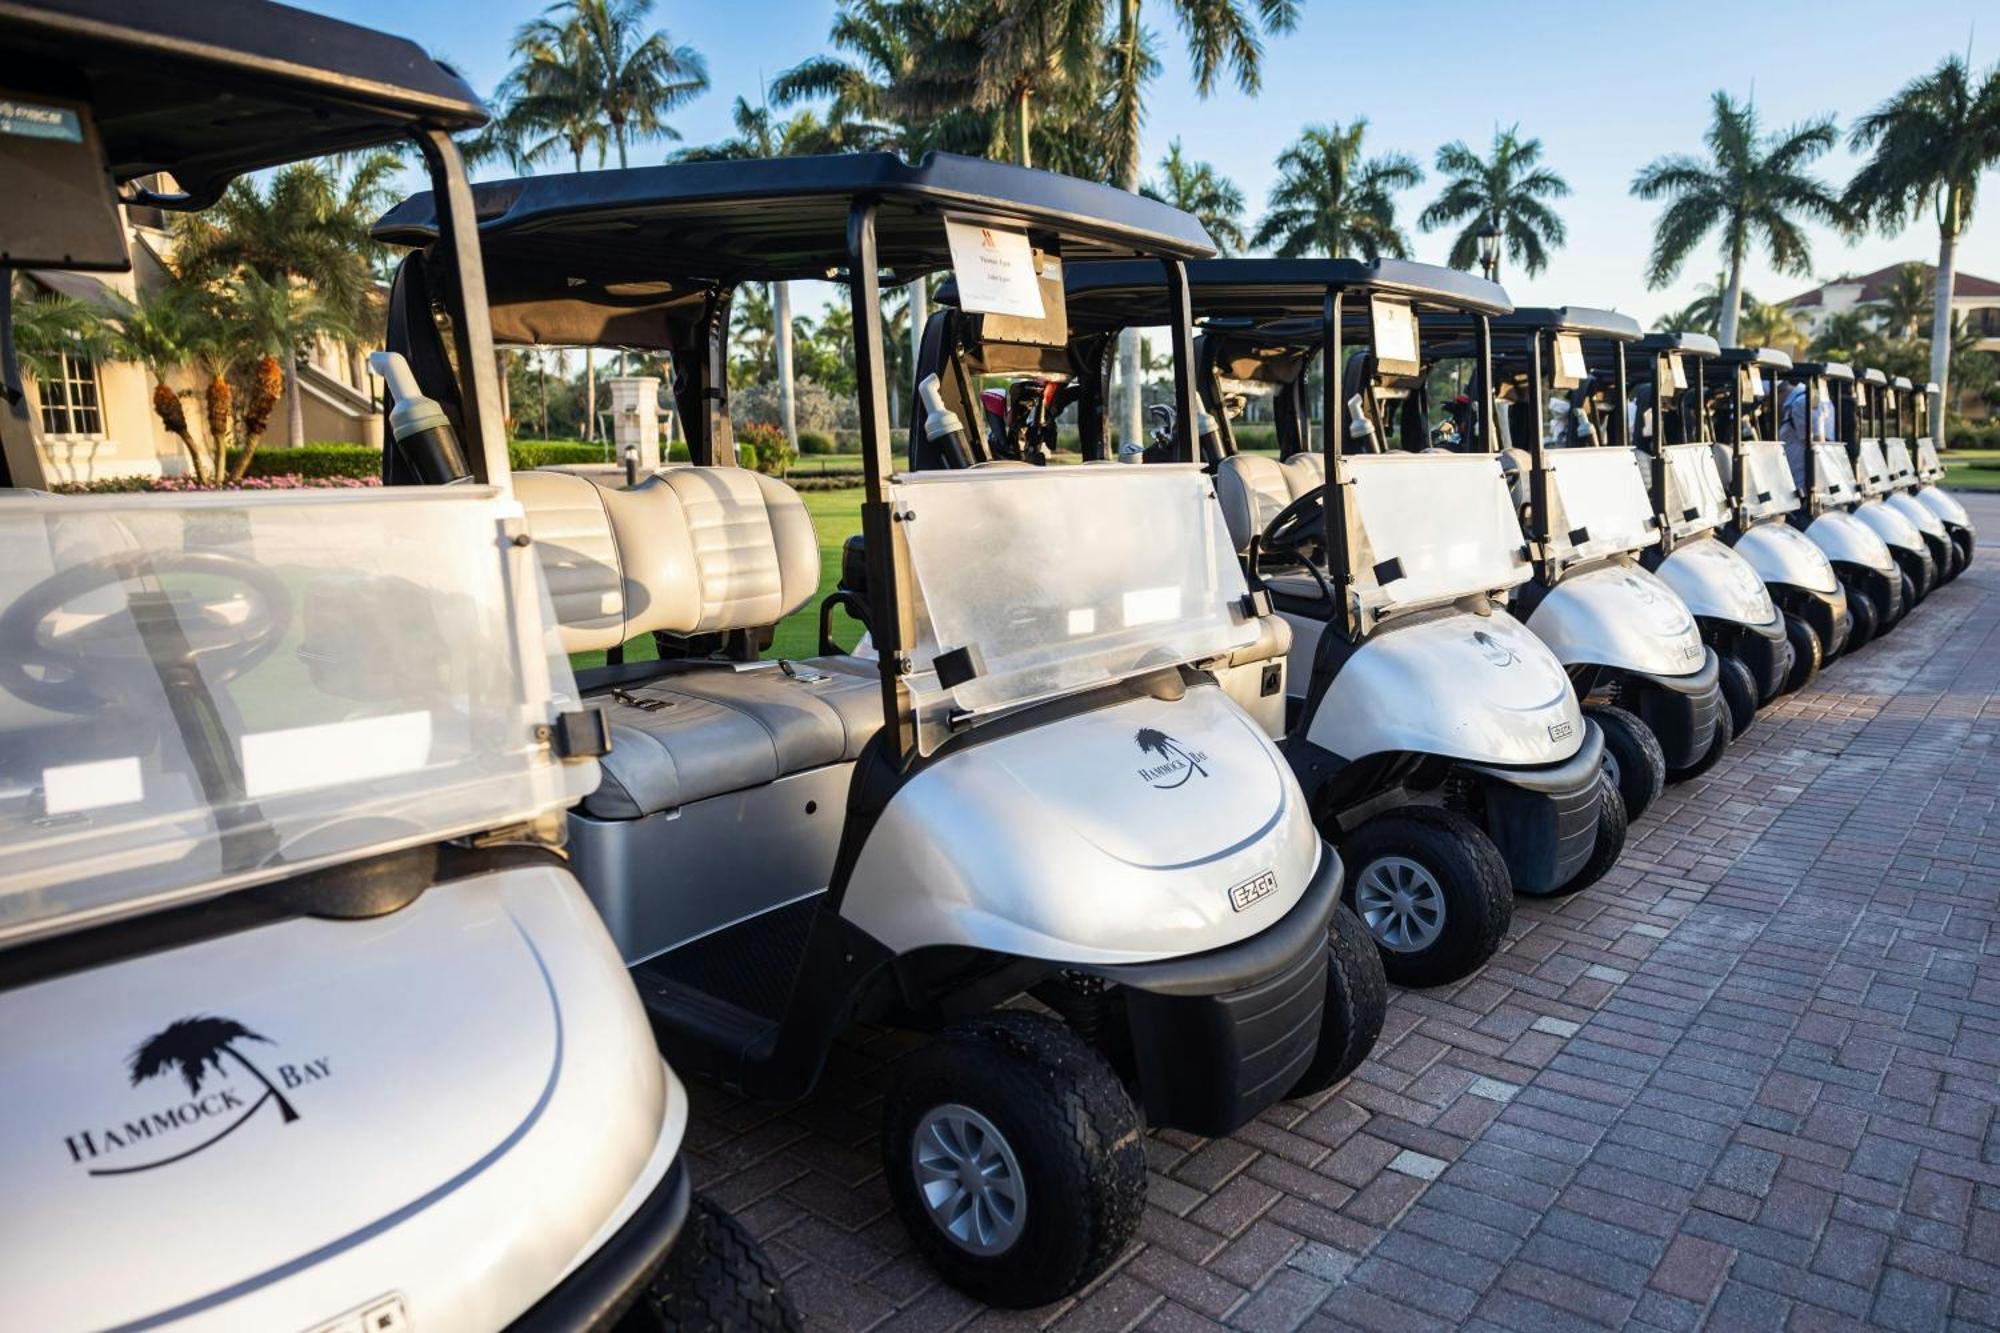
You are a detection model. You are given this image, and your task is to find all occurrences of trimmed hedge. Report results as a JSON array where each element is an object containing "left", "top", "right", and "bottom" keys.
[
  {"left": 798, "top": 430, "right": 837, "bottom": 455},
  {"left": 242, "top": 443, "right": 380, "bottom": 479}
]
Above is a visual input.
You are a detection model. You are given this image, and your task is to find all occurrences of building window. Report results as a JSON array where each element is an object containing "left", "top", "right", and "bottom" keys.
[
  {"left": 1969, "top": 306, "right": 2000, "bottom": 339},
  {"left": 38, "top": 351, "right": 104, "bottom": 436}
]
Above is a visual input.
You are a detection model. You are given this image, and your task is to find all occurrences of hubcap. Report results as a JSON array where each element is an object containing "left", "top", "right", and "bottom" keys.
[
  {"left": 910, "top": 1104, "right": 1026, "bottom": 1256},
  {"left": 1354, "top": 855, "right": 1447, "bottom": 953}
]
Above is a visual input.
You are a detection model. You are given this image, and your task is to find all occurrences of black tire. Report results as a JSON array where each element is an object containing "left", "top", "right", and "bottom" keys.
[
  {"left": 1542, "top": 773, "right": 1628, "bottom": 897},
  {"left": 1893, "top": 570, "right": 1915, "bottom": 625},
  {"left": 1954, "top": 528, "right": 1975, "bottom": 574},
  {"left": 883, "top": 1011, "right": 1144, "bottom": 1308},
  {"left": 1666, "top": 691, "right": 1735, "bottom": 782},
  {"left": 1586, "top": 704, "right": 1667, "bottom": 823},
  {"left": 1717, "top": 653, "right": 1760, "bottom": 738},
  {"left": 626, "top": 1195, "right": 801, "bottom": 1332},
  {"left": 1782, "top": 613, "right": 1821, "bottom": 693},
  {"left": 1946, "top": 537, "right": 1967, "bottom": 582},
  {"left": 1287, "top": 901, "right": 1389, "bottom": 1097},
  {"left": 1342, "top": 806, "right": 1512, "bottom": 990},
  {"left": 1906, "top": 556, "right": 1930, "bottom": 606},
  {"left": 1843, "top": 579, "right": 1878, "bottom": 652}
]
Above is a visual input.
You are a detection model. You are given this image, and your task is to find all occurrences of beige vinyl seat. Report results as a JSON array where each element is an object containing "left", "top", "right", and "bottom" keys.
[
  {"left": 1213, "top": 452, "right": 1333, "bottom": 607},
  {"left": 516, "top": 469, "right": 881, "bottom": 819}
]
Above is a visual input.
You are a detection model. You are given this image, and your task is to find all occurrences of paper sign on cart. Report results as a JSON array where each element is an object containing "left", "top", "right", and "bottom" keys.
[{"left": 944, "top": 218, "right": 1045, "bottom": 319}]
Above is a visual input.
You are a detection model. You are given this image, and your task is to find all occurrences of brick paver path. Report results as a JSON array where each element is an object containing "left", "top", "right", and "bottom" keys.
[{"left": 686, "top": 529, "right": 2000, "bottom": 1332}]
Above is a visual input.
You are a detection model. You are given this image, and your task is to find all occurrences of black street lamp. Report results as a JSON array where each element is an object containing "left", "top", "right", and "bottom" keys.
[{"left": 1476, "top": 221, "right": 1500, "bottom": 282}]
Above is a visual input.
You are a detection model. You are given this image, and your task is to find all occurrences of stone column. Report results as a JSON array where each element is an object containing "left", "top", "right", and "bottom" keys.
[{"left": 607, "top": 376, "right": 661, "bottom": 471}]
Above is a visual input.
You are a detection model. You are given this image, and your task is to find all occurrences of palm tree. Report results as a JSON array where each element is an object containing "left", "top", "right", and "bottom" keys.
[
  {"left": 1418, "top": 126, "right": 1569, "bottom": 281},
  {"left": 1630, "top": 91, "right": 1846, "bottom": 349},
  {"left": 1844, "top": 57, "right": 2000, "bottom": 445},
  {"left": 1253, "top": 121, "right": 1424, "bottom": 260},
  {"left": 97, "top": 285, "right": 220, "bottom": 480},
  {"left": 1876, "top": 261, "right": 1933, "bottom": 339},
  {"left": 939, "top": 0, "right": 1100, "bottom": 169},
  {"left": 1143, "top": 140, "right": 1247, "bottom": 254},
  {"left": 1738, "top": 298, "right": 1805, "bottom": 354},
  {"left": 518, "top": 0, "right": 708, "bottom": 170},
  {"left": 496, "top": 21, "right": 612, "bottom": 172},
  {"left": 221, "top": 273, "right": 355, "bottom": 481},
  {"left": 130, "top": 1016, "right": 300, "bottom": 1123},
  {"left": 5, "top": 280, "right": 110, "bottom": 383}
]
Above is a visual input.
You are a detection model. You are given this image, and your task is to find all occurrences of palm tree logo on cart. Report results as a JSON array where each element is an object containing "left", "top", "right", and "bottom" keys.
[
  {"left": 1135, "top": 728, "right": 1210, "bottom": 789},
  {"left": 1471, "top": 630, "right": 1520, "bottom": 667},
  {"left": 64, "top": 1015, "right": 325, "bottom": 1176}
]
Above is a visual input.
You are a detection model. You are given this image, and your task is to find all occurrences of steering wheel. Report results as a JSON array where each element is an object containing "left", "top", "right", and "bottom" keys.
[
  {"left": 0, "top": 550, "right": 292, "bottom": 714},
  {"left": 1260, "top": 484, "right": 1328, "bottom": 565}
]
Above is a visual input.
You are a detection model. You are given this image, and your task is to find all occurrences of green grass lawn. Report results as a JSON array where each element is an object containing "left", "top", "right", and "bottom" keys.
[{"left": 1943, "top": 448, "right": 2000, "bottom": 491}]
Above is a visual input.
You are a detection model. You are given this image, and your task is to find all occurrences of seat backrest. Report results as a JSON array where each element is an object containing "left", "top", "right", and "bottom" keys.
[
  {"left": 514, "top": 467, "right": 820, "bottom": 653},
  {"left": 1280, "top": 451, "right": 1324, "bottom": 492},
  {"left": 1214, "top": 453, "right": 1294, "bottom": 551}
]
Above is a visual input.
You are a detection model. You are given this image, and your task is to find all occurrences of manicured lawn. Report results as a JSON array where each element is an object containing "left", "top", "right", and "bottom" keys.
[{"left": 1943, "top": 448, "right": 2000, "bottom": 491}]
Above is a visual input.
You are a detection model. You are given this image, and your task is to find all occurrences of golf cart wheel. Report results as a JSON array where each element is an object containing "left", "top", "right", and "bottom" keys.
[
  {"left": 1893, "top": 571, "right": 1915, "bottom": 625},
  {"left": 1548, "top": 774, "right": 1628, "bottom": 898},
  {"left": 1782, "top": 614, "right": 1821, "bottom": 693},
  {"left": 1287, "top": 901, "right": 1389, "bottom": 1098},
  {"left": 627, "top": 1194, "right": 801, "bottom": 1332},
  {"left": 883, "top": 1010, "right": 1144, "bottom": 1308},
  {"left": 1842, "top": 580, "right": 1878, "bottom": 651},
  {"left": 1585, "top": 704, "right": 1666, "bottom": 823},
  {"left": 1946, "top": 537, "right": 1967, "bottom": 582},
  {"left": 1665, "top": 693, "right": 1735, "bottom": 782},
  {"left": 1342, "top": 807, "right": 1511, "bottom": 989},
  {"left": 1954, "top": 528, "right": 1975, "bottom": 573},
  {"left": 1717, "top": 654, "right": 1760, "bottom": 739}
]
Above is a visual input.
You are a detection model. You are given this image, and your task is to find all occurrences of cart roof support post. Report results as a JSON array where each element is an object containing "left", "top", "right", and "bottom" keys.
[
  {"left": 1163, "top": 258, "right": 1198, "bottom": 463},
  {"left": 1527, "top": 331, "right": 1552, "bottom": 583},
  {"left": 0, "top": 268, "right": 42, "bottom": 489},
  {"left": 1319, "top": 286, "right": 1355, "bottom": 640},
  {"left": 412, "top": 128, "right": 508, "bottom": 491}
]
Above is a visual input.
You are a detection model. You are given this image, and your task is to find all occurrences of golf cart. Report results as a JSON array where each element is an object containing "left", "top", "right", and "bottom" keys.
[
  {"left": 0, "top": 2, "right": 792, "bottom": 1329},
  {"left": 1705, "top": 345, "right": 1850, "bottom": 682},
  {"left": 1846, "top": 367, "right": 1938, "bottom": 607},
  {"left": 1618, "top": 332, "right": 1793, "bottom": 734},
  {"left": 936, "top": 256, "right": 1626, "bottom": 990},
  {"left": 1900, "top": 379, "right": 1976, "bottom": 571},
  {"left": 1484, "top": 308, "right": 1727, "bottom": 820},
  {"left": 378, "top": 154, "right": 1374, "bottom": 1307},
  {"left": 1872, "top": 374, "right": 1960, "bottom": 584},
  {"left": 1781, "top": 361, "right": 1909, "bottom": 645}
]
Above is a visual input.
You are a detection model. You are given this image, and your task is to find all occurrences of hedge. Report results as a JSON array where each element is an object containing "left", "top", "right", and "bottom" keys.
[{"left": 237, "top": 440, "right": 624, "bottom": 479}]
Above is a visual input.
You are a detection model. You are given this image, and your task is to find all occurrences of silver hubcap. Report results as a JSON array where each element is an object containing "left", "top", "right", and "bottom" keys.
[
  {"left": 911, "top": 1104, "right": 1026, "bottom": 1256},
  {"left": 1354, "top": 855, "right": 1447, "bottom": 953}
]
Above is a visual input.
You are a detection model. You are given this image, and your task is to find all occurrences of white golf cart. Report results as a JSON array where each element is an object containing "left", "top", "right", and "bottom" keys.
[
  {"left": 1781, "top": 361, "right": 1908, "bottom": 647},
  {"left": 1870, "top": 373, "right": 1959, "bottom": 584},
  {"left": 1899, "top": 379, "right": 1976, "bottom": 572},
  {"left": 0, "top": 2, "right": 791, "bottom": 1329},
  {"left": 1847, "top": 367, "right": 1938, "bottom": 607},
  {"left": 377, "top": 154, "right": 1374, "bottom": 1307}
]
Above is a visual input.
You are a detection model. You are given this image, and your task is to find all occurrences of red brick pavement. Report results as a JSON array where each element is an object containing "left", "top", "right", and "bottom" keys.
[{"left": 685, "top": 549, "right": 2000, "bottom": 1332}]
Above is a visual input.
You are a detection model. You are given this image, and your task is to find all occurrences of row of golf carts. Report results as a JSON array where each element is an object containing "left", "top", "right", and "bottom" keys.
[{"left": 0, "top": 2, "right": 1974, "bottom": 1328}]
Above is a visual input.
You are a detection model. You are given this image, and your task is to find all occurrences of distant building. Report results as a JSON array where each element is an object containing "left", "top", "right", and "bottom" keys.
[
  {"left": 1780, "top": 263, "right": 2000, "bottom": 353},
  {"left": 16, "top": 205, "right": 383, "bottom": 485}
]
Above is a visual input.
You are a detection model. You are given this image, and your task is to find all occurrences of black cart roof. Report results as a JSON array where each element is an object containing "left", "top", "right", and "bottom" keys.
[
  {"left": 1, "top": 0, "right": 487, "bottom": 210},
  {"left": 1491, "top": 306, "right": 1643, "bottom": 341},
  {"left": 1712, "top": 346, "right": 1795, "bottom": 371},
  {"left": 1789, "top": 360, "right": 1855, "bottom": 381},
  {"left": 376, "top": 152, "right": 1215, "bottom": 299},
  {"left": 1049, "top": 257, "right": 1511, "bottom": 334},
  {"left": 1632, "top": 331, "right": 1721, "bottom": 358}
]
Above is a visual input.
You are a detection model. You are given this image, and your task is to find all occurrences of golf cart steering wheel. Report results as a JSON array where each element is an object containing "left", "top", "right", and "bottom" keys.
[
  {"left": 1260, "top": 485, "right": 1328, "bottom": 565},
  {"left": 0, "top": 551, "right": 291, "bottom": 713}
]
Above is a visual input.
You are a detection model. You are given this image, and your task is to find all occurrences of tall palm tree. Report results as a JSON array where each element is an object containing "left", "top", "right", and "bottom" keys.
[
  {"left": 1417, "top": 126, "right": 1569, "bottom": 281},
  {"left": 1252, "top": 121, "right": 1423, "bottom": 260},
  {"left": 941, "top": 0, "right": 1100, "bottom": 169},
  {"left": 1630, "top": 91, "right": 1846, "bottom": 349},
  {"left": 1143, "top": 140, "right": 1246, "bottom": 254},
  {"left": 1738, "top": 297, "right": 1805, "bottom": 355},
  {"left": 518, "top": 0, "right": 708, "bottom": 170},
  {"left": 496, "top": 22, "right": 612, "bottom": 173},
  {"left": 1844, "top": 56, "right": 2000, "bottom": 445},
  {"left": 1870, "top": 262, "right": 1932, "bottom": 341},
  {"left": 130, "top": 1016, "right": 300, "bottom": 1123},
  {"left": 98, "top": 285, "right": 218, "bottom": 480}
]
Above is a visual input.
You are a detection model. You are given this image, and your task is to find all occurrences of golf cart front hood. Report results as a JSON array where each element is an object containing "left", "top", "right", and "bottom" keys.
[
  {"left": 1883, "top": 490, "right": 1948, "bottom": 539},
  {"left": 840, "top": 681, "right": 1322, "bottom": 964},
  {"left": 0, "top": 865, "right": 681, "bottom": 1333},
  {"left": 1851, "top": 498, "right": 1928, "bottom": 555},
  {"left": 1655, "top": 534, "right": 1778, "bottom": 628},
  {"left": 1733, "top": 520, "right": 1839, "bottom": 595},
  {"left": 1526, "top": 560, "right": 1706, "bottom": 679},
  {"left": 1915, "top": 485, "right": 1971, "bottom": 530},
  {"left": 1304, "top": 607, "right": 1582, "bottom": 767},
  {"left": 1808, "top": 509, "right": 1898, "bottom": 576}
]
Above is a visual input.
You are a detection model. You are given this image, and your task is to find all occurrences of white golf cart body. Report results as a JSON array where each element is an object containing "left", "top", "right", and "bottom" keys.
[
  {"left": 1805, "top": 444, "right": 1900, "bottom": 578},
  {"left": 1912, "top": 439, "right": 1974, "bottom": 529},
  {"left": 1880, "top": 439, "right": 1952, "bottom": 542},
  {"left": 1652, "top": 442, "right": 1780, "bottom": 626},
  {"left": 1732, "top": 442, "right": 1842, "bottom": 595},
  {"left": 1850, "top": 438, "right": 1932, "bottom": 559},
  {"left": 0, "top": 490, "right": 678, "bottom": 1332}
]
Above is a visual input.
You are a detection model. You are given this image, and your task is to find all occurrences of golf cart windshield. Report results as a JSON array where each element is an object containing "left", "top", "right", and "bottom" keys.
[
  {"left": 897, "top": 466, "right": 1254, "bottom": 754},
  {"left": 1543, "top": 448, "right": 1656, "bottom": 565},
  {"left": 0, "top": 489, "right": 592, "bottom": 945},
  {"left": 1344, "top": 453, "right": 1531, "bottom": 614},
  {"left": 1855, "top": 439, "right": 1893, "bottom": 496},
  {"left": 1885, "top": 439, "right": 1917, "bottom": 486},
  {"left": 1814, "top": 443, "right": 1862, "bottom": 505},
  {"left": 1662, "top": 443, "right": 1731, "bottom": 539},
  {"left": 1917, "top": 439, "right": 1944, "bottom": 482},
  {"left": 1741, "top": 441, "right": 1802, "bottom": 520}
]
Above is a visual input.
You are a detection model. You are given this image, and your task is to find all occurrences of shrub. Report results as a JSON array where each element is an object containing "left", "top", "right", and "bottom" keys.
[
  {"left": 242, "top": 442, "right": 380, "bottom": 480},
  {"left": 735, "top": 378, "right": 844, "bottom": 437},
  {"left": 1944, "top": 418, "right": 2000, "bottom": 450},
  {"left": 737, "top": 421, "right": 795, "bottom": 476},
  {"left": 798, "top": 430, "right": 836, "bottom": 455},
  {"left": 509, "top": 440, "right": 610, "bottom": 469},
  {"left": 56, "top": 474, "right": 382, "bottom": 494}
]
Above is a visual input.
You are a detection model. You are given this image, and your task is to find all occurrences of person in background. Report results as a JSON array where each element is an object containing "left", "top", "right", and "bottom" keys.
[{"left": 1779, "top": 378, "right": 1833, "bottom": 491}]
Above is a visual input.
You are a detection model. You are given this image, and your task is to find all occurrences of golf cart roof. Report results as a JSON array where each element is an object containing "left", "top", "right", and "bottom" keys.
[
  {"left": 1858, "top": 367, "right": 1888, "bottom": 386},
  {"left": 375, "top": 152, "right": 1216, "bottom": 299},
  {"left": 1052, "top": 257, "right": 1512, "bottom": 334},
  {"left": 1632, "top": 331, "right": 1721, "bottom": 358},
  {"left": 1712, "top": 346, "right": 1795, "bottom": 371},
  {"left": 1892, "top": 375, "right": 1914, "bottom": 391},
  {"left": 1790, "top": 360, "right": 1854, "bottom": 382},
  {"left": 1, "top": 0, "right": 488, "bottom": 210},
  {"left": 1491, "top": 307, "right": 1644, "bottom": 341}
]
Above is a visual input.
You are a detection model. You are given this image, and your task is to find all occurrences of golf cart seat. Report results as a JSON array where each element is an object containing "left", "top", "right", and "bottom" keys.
[
  {"left": 1216, "top": 453, "right": 1321, "bottom": 552},
  {"left": 514, "top": 470, "right": 881, "bottom": 818}
]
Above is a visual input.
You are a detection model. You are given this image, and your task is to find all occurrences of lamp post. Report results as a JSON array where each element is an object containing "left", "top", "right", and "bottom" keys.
[{"left": 1476, "top": 221, "right": 1500, "bottom": 283}]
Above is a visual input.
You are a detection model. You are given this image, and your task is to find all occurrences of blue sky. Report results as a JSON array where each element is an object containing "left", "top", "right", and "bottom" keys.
[{"left": 303, "top": 0, "right": 1998, "bottom": 323}]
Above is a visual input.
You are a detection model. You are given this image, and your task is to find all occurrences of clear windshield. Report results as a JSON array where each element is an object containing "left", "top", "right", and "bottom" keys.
[
  {"left": 1345, "top": 453, "right": 1530, "bottom": 616},
  {"left": 1544, "top": 447, "right": 1657, "bottom": 564},
  {"left": 1741, "top": 441, "right": 1802, "bottom": 520},
  {"left": 1884, "top": 439, "right": 1916, "bottom": 487},
  {"left": 1855, "top": 439, "right": 1892, "bottom": 496},
  {"left": 896, "top": 465, "right": 1256, "bottom": 754},
  {"left": 1814, "top": 443, "right": 1861, "bottom": 505},
  {"left": 1662, "top": 443, "right": 1730, "bottom": 540},
  {"left": 0, "top": 488, "right": 593, "bottom": 945},
  {"left": 1917, "top": 439, "right": 1944, "bottom": 482}
]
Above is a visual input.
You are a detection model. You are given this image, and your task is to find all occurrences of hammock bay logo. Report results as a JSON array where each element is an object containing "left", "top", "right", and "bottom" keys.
[
  {"left": 64, "top": 1015, "right": 330, "bottom": 1176},
  {"left": 1134, "top": 728, "right": 1210, "bottom": 789}
]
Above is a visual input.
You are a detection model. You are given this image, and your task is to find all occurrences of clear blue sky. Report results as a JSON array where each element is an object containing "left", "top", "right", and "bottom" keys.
[{"left": 302, "top": 0, "right": 1998, "bottom": 323}]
